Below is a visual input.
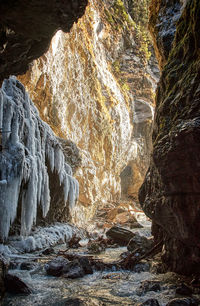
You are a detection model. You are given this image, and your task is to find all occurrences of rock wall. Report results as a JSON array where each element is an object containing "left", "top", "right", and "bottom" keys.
[
  {"left": 139, "top": 0, "right": 200, "bottom": 275},
  {"left": 19, "top": 0, "right": 158, "bottom": 225},
  {"left": 0, "top": 0, "right": 88, "bottom": 82}
]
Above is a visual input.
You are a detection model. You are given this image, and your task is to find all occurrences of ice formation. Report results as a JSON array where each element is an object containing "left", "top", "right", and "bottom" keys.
[
  {"left": 0, "top": 77, "right": 79, "bottom": 241},
  {"left": 0, "top": 223, "right": 76, "bottom": 255}
]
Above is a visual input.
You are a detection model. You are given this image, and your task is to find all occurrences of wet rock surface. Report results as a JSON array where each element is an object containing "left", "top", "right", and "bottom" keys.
[
  {"left": 45, "top": 256, "right": 93, "bottom": 279},
  {"left": 2, "top": 221, "right": 200, "bottom": 306},
  {"left": 45, "top": 257, "right": 70, "bottom": 277},
  {"left": 139, "top": 0, "right": 200, "bottom": 275}
]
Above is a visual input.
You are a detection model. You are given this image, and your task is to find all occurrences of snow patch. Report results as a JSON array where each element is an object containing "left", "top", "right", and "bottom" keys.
[{"left": 0, "top": 223, "right": 75, "bottom": 255}]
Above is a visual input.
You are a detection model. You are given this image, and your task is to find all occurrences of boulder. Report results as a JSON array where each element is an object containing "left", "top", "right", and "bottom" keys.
[
  {"left": 78, "top": 257, "right": 93, "bottom": 275},
  {"left": 45, "top": 256, "right": 93, "bottom": 278},
  {"left": 20, "top": 261, "right": 37, "bottom": 271},
  {"left": 127, "top": 233, "right": 153, "bottom": 253},
  {"left": 45, "top": 257, "right": 69, "bottom": 277},
  {"left": 87, "top": 241, "right": 106, "bottom": 254},
  {"left": 136, "top": 280, "right": 161, "bottom": 296},
  {"left": 106, "top": 226, "right": 135, "bottom": 246},
  {"left": 62, "top": 260, "right": 85, "bottom": 279},
  {"left": 4, "top": 274, "right": 31, "bottom": 294}
]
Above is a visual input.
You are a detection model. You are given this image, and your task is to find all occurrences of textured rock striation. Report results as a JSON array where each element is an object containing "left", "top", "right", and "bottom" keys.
[
  {"left": 139, "top": 0, "right": 200, "bottom": 275},
  {"left": 0, "top": 77, "right": 79, "bottom": 241},
  {"left": 0, "top": 0, "right": 88, "bottom": 82},
  {"left": 19, "top": 0, "right": 158, "bottom": 225}
]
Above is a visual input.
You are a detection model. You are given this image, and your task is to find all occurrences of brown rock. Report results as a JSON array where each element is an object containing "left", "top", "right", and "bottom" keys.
[
  {"left": 18, "top": 0, "right": 157, "bottom": 226},
  {"left": 139, "top": 0, "right": 200, "bottom": 275},
  {"left": 106, "top": 226, "right": 134, "bottom": 246}
]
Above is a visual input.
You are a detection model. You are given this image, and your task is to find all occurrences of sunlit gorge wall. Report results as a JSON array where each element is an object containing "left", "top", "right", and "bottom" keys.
[{"left": 19, "top": 0, "right": 158, "bottom": 225}]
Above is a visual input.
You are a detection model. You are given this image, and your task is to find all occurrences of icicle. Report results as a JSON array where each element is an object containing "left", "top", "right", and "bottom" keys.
[{"left": 0, "top": 77, "right": 79, "bottom": 240}]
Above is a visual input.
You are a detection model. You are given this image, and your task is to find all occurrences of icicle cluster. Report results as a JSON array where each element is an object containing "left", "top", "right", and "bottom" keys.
[{"left": 0, "top": 77, "right": 79, "bottom": 240}]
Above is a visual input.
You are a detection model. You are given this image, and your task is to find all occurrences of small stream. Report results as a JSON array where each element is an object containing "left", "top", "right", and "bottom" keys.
[
  {"left": 2, "top": 215, "right": 200, "bottom": 306},
  {"left": 3, "top": 244, "right": 199, "bottom": 305}
]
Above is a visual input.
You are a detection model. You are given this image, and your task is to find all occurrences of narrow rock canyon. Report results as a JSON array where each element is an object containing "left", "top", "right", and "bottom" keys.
[{"left": 0, "top": 0, "right": 200, "bottom": 305}]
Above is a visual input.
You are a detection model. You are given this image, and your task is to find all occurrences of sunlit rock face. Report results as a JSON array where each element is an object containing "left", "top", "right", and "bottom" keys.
[
  {"left": 139, "top": 0, "right": 200, "bottom": 275},
  {"left": 19, "top": 0, "right": 158, "bottom": 225},
  {"left": 148, "top": 0, "right": 185, "bottom": 68},
  {"left": 0, "top": 77, "right": 79, "bottom": 241},
  {"left": 0, "top": 0, "right": 88, "bottom": 82}
]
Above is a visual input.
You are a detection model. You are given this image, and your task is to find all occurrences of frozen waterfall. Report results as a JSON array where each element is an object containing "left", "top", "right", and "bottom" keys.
[{"left": 0, "top": 77, "right": 79, "bottom": 241}]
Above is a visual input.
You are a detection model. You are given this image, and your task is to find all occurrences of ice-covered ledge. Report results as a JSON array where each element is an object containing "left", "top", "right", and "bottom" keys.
[{"left": 0, "top": 77, "right": 79, "bottom": 241}]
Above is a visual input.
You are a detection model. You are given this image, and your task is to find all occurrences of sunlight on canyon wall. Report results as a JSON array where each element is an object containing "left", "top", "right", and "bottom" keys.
[{"left": 19, "top": 0, "right": 159, "bottom": 225}]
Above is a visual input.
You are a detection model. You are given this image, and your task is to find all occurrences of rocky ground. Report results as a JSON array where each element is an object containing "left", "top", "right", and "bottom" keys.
[
  {"left": 1, "top": 203, "right": 200, "bottom": 305},
  {"left": 89, "top": 200, "right": 149, "bottom": 232}
]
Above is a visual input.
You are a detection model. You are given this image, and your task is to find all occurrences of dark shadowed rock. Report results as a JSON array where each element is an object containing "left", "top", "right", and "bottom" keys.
[
  {"left": 78, "top": 257, "right": 93, "bottom": 275},
  {"left": 133, "top": 261, "right": 150, "bottom": 273},
  {"left": 45, "top": 256, "right": 92, "bottom": 279},
  {"left": 20, "top": 261, "right": 37, "bottom": 271},
  {"left": 175, "top": 283, "right": 193, "bottom": 296},
  {"left": 4, "top": 273, "right": 31, "bottom": 294},
  {"left": 0, "top": 0, "right": 88, "bottom": 82},
  {"left": 45, "top": 257, "right": 69, "bottom": 277},
  {"left": 0, "top": 256, "right": 8, "bottom": 300},
  {"left": 42, "top": 247, "right": 55, "bottom": 255},
  {"left": 127, "top": 233, "right": 153, "bottom": 253},
  {"left": 149, "top": 0, "right": 182, "bottom": 68},
  {"left": 63, "top": 267, "right": 84, "bottom": 279},
  {"left": 62, "top": 259, "right": 85, "bottom": 279},
  {"left": 64, "top": 298, "right": 84, "bottom": 306},
  {"left": 136, "top": 280, "right": 161, "bottom": 296},
  {"left": 106, "top": 226, "right": 135, "bottom": 246},
  {"left": 139, "top": 0, "right": 200, "bottom": 275},
  {"left": 166, "top": 297, "right": 199, "bottom": 306},
  {"left": 136, "top": 299, "right": 160, "bottom": 306}
]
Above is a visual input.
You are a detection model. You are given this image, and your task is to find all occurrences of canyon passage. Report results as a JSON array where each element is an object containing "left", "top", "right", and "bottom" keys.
[{"left": 0, "top": 0, "right": 200, "bottom": 305}]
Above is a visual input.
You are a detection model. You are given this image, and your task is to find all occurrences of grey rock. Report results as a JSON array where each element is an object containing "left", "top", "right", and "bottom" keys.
[
  {"left": 45, "top": 257, "right": 69, "bottom": 277},
  {"left": 137, "top": 280, "right": 161, "bottom": 296},
  {"left": 20, "top": 261, "right": 37, "bottom": 271}
]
